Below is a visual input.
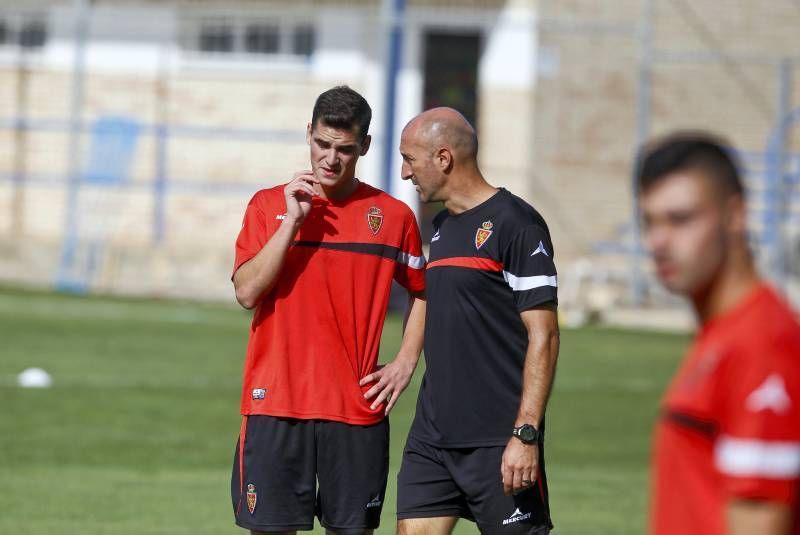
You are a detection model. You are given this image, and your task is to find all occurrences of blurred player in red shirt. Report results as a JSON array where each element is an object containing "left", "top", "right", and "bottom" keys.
[{"left": 639, "top": 132, "right": 800, "bottom": 535}]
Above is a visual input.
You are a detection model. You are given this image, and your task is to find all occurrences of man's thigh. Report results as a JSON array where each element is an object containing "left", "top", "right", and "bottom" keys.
[
  {"left": 397, "top": 516, "right": 459, "bottom": 535},
  {"left": 250, "top": 531, "right": 373, "bottom": 535},
  {"left": 447, "top": 446, "right": 552, "bottom": 534},
  {"left": 316, "top": 419, "right": 390, "bottom": 534},
  {"left": 397, "top": 436, "right": 473, "bottom": 522},
  {"left": 231, "top": 416, "right": 317, "bottom": 533}
]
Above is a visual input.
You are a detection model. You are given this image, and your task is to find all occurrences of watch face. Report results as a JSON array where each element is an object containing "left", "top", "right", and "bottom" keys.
[{"left": 518, "top": 425, "right": 537, "bottom": 443}]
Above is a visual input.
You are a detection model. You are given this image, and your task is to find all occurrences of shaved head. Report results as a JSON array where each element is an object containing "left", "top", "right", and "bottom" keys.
[
  {"left": 403, "top": 107, "right": 478, "bottom": 161},
  {"left": 400, "top": 106, "right": 492, "bottom": 209}
]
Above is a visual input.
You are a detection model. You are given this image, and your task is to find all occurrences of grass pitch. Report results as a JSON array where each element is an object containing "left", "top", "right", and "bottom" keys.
[{"left": 0, "top": 287, "right": 687, "bottom": 534}]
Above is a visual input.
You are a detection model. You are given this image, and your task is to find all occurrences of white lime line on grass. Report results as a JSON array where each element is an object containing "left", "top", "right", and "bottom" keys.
[
  {"left": 0, "top": 294, "right": 245, "bottom": 326},
  {"left": 0, "top": 375, "right": 240, "bottom": 389}
]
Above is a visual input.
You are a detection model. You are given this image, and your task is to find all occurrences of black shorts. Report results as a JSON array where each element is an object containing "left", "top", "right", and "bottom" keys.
[
  {"left": 231, "top": 415, "right": 389, "bottom": 534},
  {"left": 397, "top": 436, "right": 552, "bottom": 534}
]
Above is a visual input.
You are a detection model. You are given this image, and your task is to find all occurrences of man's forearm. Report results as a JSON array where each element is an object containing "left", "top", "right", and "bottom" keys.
[
  {"left": 515, "top": 307, "right": 560, "bottom": 427},
  {"left": 396, "top": 293, "right": 426, "bottom": 364},
  {"left": 727, "top": 500, "right": 793, "bottom": 535},
  {"left": 233, "top": 217, "right": 301, "bottom": 309},
  {"left": 359, "top": 292, "right": 426, "bottom": 413}
]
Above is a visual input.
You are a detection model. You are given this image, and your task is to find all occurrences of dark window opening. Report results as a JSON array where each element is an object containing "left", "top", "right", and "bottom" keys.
[
  {"left": 421, "top": 31, "right": 482, "bottom": 241},
  {"left": 199, "top": 24, "right": 234, "bottom": 52},
  {"left": 19, "top": 20, "right": 46, "bottom": 48},
  {"left": 0, "top": 21, "right": 9, "bottom": 45},
  {"left": 245, "top": 24, "right": 280, "bottom": 54},
  {"left": 292, "top": 25, "right": 315, "bottom": 57}
]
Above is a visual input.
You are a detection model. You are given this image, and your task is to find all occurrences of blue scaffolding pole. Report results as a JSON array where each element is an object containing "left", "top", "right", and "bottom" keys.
[
  {"left": 381, "top": 0, "right": 405, "bottom": 195},
  {"left": 56, "top": 0, "right": 90, "bottom": 293},
  {"left": 762, "top": 59, "right": 797, "bottom": 293}
]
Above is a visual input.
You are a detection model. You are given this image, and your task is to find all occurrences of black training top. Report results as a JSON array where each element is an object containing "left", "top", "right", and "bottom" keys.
[{"left": 410, "top": 188, "right": 558, "bottom": 447}]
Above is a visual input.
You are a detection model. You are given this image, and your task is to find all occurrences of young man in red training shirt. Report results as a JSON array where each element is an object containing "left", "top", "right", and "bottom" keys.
[
  {"left": 639, "top": 132, "right": 800, "bottom": 535},
  {"left": 230, "top": 86, "right": 426, "bottom": 534}
]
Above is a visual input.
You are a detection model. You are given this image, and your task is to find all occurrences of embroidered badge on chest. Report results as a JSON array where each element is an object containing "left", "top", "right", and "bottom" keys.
[
  {"left": 475, "top": 221, "right": 493, "bottom": 249},
  {"left": 367, "top": 206, "right": 384, "bottom": 235}
]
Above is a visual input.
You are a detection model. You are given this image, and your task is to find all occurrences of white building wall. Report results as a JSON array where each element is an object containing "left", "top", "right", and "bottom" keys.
[{"left": 0, "top": 0, "right": 543, "bottom": 299}]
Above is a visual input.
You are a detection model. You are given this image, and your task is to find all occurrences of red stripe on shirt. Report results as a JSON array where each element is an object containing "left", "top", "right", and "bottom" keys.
[{"left": 426, "top": 256, "right": 504, "bottom": 272}]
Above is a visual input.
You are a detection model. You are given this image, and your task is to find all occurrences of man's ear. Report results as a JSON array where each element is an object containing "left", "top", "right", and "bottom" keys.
[
  {"left": 306, "top": 122, "right": 313, "bottom": 145},
  {"left": 726, "top": 193, "right": 747, "bottom": 235},
  {"left": 436, "top": 147, "right": 453, "bottom": 172},
  {"left": 360, "top": 135, "right": 372, "bottom": 156}
]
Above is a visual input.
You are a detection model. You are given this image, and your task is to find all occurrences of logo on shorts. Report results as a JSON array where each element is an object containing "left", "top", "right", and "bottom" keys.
[
  {"left": 475, "top": 221, "right": 493, "bottom": 249},
  {"left": 275, "top": 213, "right": 287, "bottom": 220},
  {"left": 366, "top": 494, "right": 383, "bottom": 509},
  {"left": 431, "top": 229, "right": 441, "bottom": 242},
  {"left": 367, "top": 207, "right": 384, "bottom": 235},
  {"left": 246, "top": 483, "right": 257, "bottom": 514},
  {"left": 502, "top": 508, "right": 532, "bottom": 526},
  {"left": 251, "top": 388, "right": 266, "bottom": 400}
]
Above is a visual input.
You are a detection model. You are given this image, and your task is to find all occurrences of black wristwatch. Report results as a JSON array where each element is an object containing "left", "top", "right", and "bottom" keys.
[{"left": 512, "top": 424, "right": 540, "bottom": 445}]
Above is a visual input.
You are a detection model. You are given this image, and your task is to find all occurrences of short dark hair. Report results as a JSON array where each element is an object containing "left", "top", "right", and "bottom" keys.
[
  {"left": 311, "top": 86, "right": 372, "bottom": 143},
  {"left": 636, "top": 132, "right": 744, "bottom": 197}
]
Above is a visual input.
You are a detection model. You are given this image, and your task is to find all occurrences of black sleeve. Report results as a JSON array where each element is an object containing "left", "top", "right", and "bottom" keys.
[{"left": 501, "top": 224, "right": 558, "bottom": 311}]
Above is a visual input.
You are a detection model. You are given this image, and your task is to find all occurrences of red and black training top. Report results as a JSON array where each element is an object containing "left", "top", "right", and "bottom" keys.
[
  {"left": 651, "top": 284, "right": 800, "bottom": 535},
  {"left": 233, "top": 181, "right": 426, "bottom": 425},
  {"left": 410, "top": 188, "right": 558, "bottom": 448}
]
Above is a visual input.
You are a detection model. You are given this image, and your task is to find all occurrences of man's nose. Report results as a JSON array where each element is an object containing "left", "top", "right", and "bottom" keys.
[
  {"left": 644, "top": 225, "right": 668, "bottom": 254},
  {"left": 401, "top": 162, "right": 411, "bottom": 180},
  {"left": 324, "top": 149, "right": 338, "bottom": 165}
]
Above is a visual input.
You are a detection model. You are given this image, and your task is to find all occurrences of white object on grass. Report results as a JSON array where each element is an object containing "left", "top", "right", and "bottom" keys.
[{"left": 17, "top": 368, "right": 53, "bottom": 388}]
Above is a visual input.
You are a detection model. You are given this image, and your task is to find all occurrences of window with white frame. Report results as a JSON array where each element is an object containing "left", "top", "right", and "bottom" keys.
[
  {"left": 182, "top": 13, "right": 315, "bottom": 59},
  {"left": 0, "top": 13, "right": 48, "bottom": 49}
]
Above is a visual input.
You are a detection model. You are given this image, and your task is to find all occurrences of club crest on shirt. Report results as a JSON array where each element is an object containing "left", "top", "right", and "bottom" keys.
[
  {"left": 475, "top": 221, "right": 494, "bottom": 249},
  {"left": 367, "top": 206, "right": 383, "bottom": 235},
  {"left": 680, "top": 349, "right": 722, "bottom": 392},
  {"left": 246, "top": 483, "right": 257, "bottom": 514}
]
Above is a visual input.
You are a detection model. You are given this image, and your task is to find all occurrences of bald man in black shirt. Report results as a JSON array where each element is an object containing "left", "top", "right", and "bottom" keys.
[{"left": 396, "top": 108, "right": 559, "bottom": 534}]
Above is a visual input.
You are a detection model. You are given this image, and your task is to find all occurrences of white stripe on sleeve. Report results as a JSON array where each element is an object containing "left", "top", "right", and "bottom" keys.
[
  {"left": 397, "top": 251, "right": 426, "bottom": 269},
  {"left": 715, "top": 436, "right": 800, "bottom": 479},
  {"left": 502, "top": 272, "right": 558, "bottom": 292}
]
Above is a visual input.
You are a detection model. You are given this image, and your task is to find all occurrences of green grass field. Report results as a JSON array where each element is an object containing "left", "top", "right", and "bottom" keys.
[{"left": 0, "top": 287, "right": 688, "bottom": 534}]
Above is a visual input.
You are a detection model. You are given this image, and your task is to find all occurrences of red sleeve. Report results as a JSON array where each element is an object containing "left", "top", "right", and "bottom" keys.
[
  {"left": 232, "top": 191, "right": 273, "bottom": 278},
  {"left": 393, "top": 209, "right": 426, "bottom": 293},
  {"left": 715, "top": 339, "right": 800, "bottom": 504}
]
